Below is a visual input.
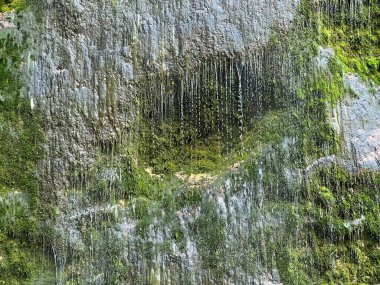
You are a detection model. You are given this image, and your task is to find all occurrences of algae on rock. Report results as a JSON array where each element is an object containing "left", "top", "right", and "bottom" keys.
[{"left": 0, "top": 0, "right": 380, "bottom": 284}]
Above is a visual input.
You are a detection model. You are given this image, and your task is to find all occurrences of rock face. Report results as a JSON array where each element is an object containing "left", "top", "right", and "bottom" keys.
[
  {"left": 0, "top": 20, "right": 16, "bottom": 29},
  {"left": 0, "top": 13, "right": 16, "bottom": 30},
  {"left": 331, "top": 74, "right": 380, "bottom": 169},
  {"left": 19, "top": 0, "right": 380, "bottom": 284},
  {"left": 26, "top": 1, "right": 300, "bottom": 284},
  {"left": 30, "top": 0, "right": 299, "bottom": 193}
]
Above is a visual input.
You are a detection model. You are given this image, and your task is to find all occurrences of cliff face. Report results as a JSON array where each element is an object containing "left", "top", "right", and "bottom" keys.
[
  {"left": 28, "top": 2, "right": 300, "bottom": 284},
  {"left": 1, "top": 0, "right": 380, "bottom": 284},
  {"left": 31, "top": 0, "right": 299, "bottom": 190}
]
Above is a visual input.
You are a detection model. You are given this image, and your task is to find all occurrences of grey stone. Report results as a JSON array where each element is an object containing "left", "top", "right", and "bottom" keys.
[
  {"left": 331, "top": 74, "right": 380, "bottom": 170},
  {"left": 26, "top": 0, "right": 300, "bottom": 242}
]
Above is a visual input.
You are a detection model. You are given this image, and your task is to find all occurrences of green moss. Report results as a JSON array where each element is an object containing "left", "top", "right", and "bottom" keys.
[
  {"left": 0, "top": 8, "right": 54, "bottom": 285},
  {"left": 319, "top": 0, "right": 380, "bottom": 84},
  {"left": 276, "top": 247, "right": 313, "bottom": 285},
  {"left": 0, "top": 234, "right": 55, "bottom": 285},
  {"left": 195, "top": 199, "right": 227, "bottom": 279},
  {"left": 0, "top": 0, "right": 27, "bottom": 12},
  {"left": 278, "top": 168, "right": 380, "bottom": 285},
  {"left": 318, "top": 186, "right": 336, "bottom": 205}
]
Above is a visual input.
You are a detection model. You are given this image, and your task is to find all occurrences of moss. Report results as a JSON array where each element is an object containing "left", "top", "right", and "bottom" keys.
[
  {"left": 176, "top": 187, "right": 203, "bottom": 208},
  {"left": 194, "top": 199, "right": 227, "bottom": 280},
  {"left": 276, "top": 247, "right": 313, "bottom": 285},
  {"left": 0, "top": 0, "right": 27, "bottom": 12},
  {"left": 0, "top": 7, "right": 54, "bottom": 284},
  {"left": 318, "top": 186, "right": 336, "bottom": 205},
  {"left": 278, "top": 167, "right": 380, "bottom": 285},
  {"left": 318, "top": 0, "right": 380, "bottom": 84},
  {"left": 0, "top": 234, "right": 55, "bottom": 285}
]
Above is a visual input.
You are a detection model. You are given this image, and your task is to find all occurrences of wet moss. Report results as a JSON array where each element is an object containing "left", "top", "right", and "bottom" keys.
[
  {"left": 195, "top": 199, "right": 227, "bottom": 280},
  {"left": 277, "top": 168, "right": 380, "bottom": 285},
  {"left": 0, "top": 0, "right": 27, "bottom": 12},
  {"left": 0, "top": 9, "right": 54, "bottom": 285},
  {"left": 0, "top": 235, "right": 55, "bottom": 285},
  {"left": 319, "top": 0, "right": 380, "bottom": 84}
]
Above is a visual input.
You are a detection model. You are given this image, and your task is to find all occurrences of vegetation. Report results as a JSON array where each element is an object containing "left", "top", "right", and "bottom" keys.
[
  {"left": 0, "top": 0, "right": 27, "bottom": 12},
  {"left": 277, "top": 169, "right": 380, "bottom": 285},
  {"left": 319, "top": 0, "right": 380, "bottom": 84},
  {"left": 0, "top": 6, "right": 54, "bottom": 285},
  {"left": 0, "top": 0, "right": 378, "bottom": 284},
  {"left": 266, "top": 2, "right": 380, "bottom": 283}
]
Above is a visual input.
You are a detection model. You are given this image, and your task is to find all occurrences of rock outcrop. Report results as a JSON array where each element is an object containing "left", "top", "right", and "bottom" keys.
[{"left": 331, "top": 74, "right": 380, "bottom": 169}]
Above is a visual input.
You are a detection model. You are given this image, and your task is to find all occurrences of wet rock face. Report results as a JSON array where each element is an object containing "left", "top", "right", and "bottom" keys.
[
  {"left": 317, "top": 47, "right": 380, "bottom": 170},
  {"left": 27, "top": 1, "right": 300, "bottom": 283},
  {"left": 19, "top": 1, "right": 380, "bottom": 284},
  {"left": 54, "top": 0, "right": 299, "bottom": 59},
  {"left": 331, "top": 75, "right": 380, "bottom": 169},
  {"left": 0, "top": 13, "right": 17, "bottom": 29},
  {"left": 30, "top": 0, "right": 299, "bottom": 198}
]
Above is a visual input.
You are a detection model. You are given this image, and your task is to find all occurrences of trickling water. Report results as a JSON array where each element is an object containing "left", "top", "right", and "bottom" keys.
[{"left": 0, "top": 0, "right": 379, "bottom": 284}]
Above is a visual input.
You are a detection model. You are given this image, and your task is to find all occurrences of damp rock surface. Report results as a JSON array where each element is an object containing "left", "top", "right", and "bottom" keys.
[
  {"left": 29, "top": 0, "right": 301, "bottom": 214},
  {"left": 6, "top": 0, "right": 378, "bottom": 284},
  {"left": 331, "top": 74, "right": 380, "bottom": 169}
]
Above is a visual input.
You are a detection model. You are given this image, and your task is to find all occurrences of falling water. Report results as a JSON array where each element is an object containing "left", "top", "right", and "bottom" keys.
[{"left": 0, "top": 0, "right": 379, "bottom": 284}]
